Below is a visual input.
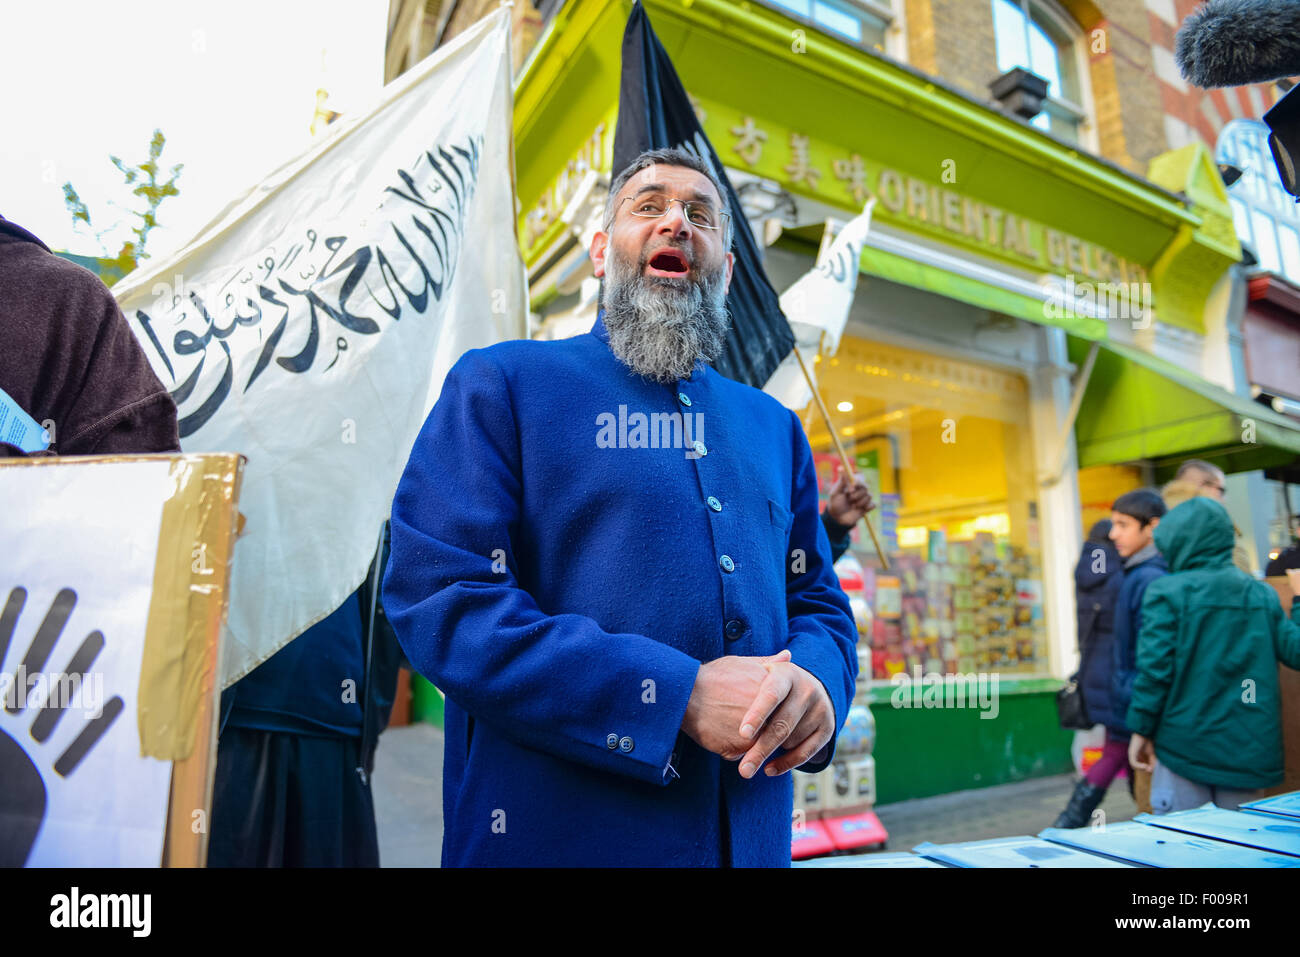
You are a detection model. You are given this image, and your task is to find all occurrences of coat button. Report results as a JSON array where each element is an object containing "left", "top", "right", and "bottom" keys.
[
  {"left": 678, "top": 392, "right": 692, "bottom": 407},
  {"left": 719, "top": 555, "right": 735, "bottom": 572},
  {"left": 619, "top": 736, "right": 634, "bottom": 753},
  {"left": 606, "top": 733, "right": 619, "bottom": 750},
  {"left": 693, "top": 440, "right": 707, "bottom": 457},
  {"left": 725, "top": 619, "right": 745, "bottom": 640},
  {"left": 707, "top": 496, "right": 722, "bottom": 512}
]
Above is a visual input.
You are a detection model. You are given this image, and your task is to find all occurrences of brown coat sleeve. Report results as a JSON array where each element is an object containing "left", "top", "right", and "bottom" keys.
[
  {"left": 57, "top": 285, "right": 181, "bottom": 455},
  {"left": 0, "top": 240, "right": 180, "bottom": 456}
]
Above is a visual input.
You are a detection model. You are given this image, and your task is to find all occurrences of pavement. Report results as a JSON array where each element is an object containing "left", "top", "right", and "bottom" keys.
[
  {"left": 370, "top": 722, "right": 1138, "bottom": 866},
  {"left": 371, "top": 722, "right": 444, "bottom": 867},
  {"left": 871, "top": 771, "right": 1139, "bottom": 854}
]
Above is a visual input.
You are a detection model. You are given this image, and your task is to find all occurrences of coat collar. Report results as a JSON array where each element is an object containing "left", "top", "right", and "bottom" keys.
[
  {"left": 1123, "top": 541, "right": 1162, "bottom": 570},
  {"left": 591, "top": 307, "right": 710, "bottom": 383},
  {"left": 592, "top": 308, "right": 612, "bottom": 345}
]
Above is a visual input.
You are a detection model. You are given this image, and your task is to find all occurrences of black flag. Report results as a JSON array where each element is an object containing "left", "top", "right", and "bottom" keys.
[{"left": 612, "top": 0, "right": 794, "bottom": 388}]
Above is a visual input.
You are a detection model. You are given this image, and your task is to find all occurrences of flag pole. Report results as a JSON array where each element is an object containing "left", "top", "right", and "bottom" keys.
[{"left": 791, "top": 343, "right": 890, "bottom": 570}]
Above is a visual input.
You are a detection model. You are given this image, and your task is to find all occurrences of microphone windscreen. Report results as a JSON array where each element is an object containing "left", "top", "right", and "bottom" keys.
[{"left": 1175, "top": 0, "right": 1300, "bottom": 88}]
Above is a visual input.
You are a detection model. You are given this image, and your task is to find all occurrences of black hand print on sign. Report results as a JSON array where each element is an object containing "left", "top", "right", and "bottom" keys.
[{"left": 0, "top": 587, "right": 124, "bottom": 866}]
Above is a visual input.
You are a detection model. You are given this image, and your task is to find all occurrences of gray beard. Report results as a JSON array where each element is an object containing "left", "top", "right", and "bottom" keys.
[{"left": 599, "top": 244, "right": 731, "bottom": 384}]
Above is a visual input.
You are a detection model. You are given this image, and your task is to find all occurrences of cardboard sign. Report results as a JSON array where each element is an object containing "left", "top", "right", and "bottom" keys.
[{"left": 0, "top": 453, "right": 243, "bottom": 866}]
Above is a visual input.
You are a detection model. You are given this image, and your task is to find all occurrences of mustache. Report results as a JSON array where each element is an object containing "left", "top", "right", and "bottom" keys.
[{"left": 599, "top": 241, "right": 730, "bottom": 383}]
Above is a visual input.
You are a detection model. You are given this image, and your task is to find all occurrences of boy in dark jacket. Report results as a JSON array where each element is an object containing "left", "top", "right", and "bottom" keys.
[
  {"left": 1052, "top": 520, "right": 1124, "bottom": 827},
  {"left": 1054, "top": 490, "right": 1166, "bottom": 827},
  {"left": 1109, "top": 489, "right": 1169, "bottom": 724},
  {"left": 1127, "top": 497, "right": 1300, "bottom": 812}
]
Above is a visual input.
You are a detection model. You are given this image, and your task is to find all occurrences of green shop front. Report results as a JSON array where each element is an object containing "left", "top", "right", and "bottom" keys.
[{"left": 510, "top": 0, "right": 1240, "bottom": 805}]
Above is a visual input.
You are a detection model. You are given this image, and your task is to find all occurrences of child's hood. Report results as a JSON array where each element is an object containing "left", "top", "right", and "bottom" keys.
[
  {"left": 1075, "top": 539, "right": 1119, "bottom": 591},
  {"left": 1152, "top": 496, "right": 1234, "bottom": 573}
]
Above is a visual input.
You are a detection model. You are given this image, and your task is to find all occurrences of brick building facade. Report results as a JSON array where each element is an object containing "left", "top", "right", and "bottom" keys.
[{"left": 386, "top": 0, "right": 1287, "bottom": 178}]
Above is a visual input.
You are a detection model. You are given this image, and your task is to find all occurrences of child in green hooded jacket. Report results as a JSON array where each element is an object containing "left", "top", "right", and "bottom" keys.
[{"left": 1127, "top": 496, "right": 1300, "bottom": 813}]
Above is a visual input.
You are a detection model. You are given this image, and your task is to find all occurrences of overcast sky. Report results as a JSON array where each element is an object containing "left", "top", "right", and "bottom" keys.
[{"left": 0, "top": 0, "right": 386, "bottom": 259}]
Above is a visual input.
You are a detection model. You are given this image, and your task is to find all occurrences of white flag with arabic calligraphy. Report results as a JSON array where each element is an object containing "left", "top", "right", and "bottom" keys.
[
  {"left": 763, "top": 198, "right": 875, "bottom": 411},
  {"left": 113, "top": 8, "right": 527, "bottom": 686}
]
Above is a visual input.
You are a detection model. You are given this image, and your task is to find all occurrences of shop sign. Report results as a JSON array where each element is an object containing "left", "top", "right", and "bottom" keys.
[
  {"left": 522, "top": 121, "right": 608, "bottom": 251},
  {"left": 714, "top": 113, "right": 1148, "bottom": 286}
]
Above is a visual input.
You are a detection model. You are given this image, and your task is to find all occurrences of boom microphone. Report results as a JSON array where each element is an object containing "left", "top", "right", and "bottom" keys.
[{"left": 1175, "top": 0, "right": 1300, "bottom": 89}]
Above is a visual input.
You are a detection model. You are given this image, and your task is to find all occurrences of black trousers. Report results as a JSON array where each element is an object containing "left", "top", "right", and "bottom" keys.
[{"left": 207, "top": 727, "right": 379, "bottom": 867}]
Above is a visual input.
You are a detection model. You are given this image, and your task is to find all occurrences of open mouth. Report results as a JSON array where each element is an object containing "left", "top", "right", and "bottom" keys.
[{"left": 645, "top": 247, "right": 690, "bottom": 277}]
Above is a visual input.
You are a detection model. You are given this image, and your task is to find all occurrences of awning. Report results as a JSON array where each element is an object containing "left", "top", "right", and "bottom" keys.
[
  {"left": 776, "top": 223, "right": 1110, "bottom": 339},
  {"left": 858, "top": 235, "right": 1106, "bottom": 340},
  {"left": 1069, "top": 337, "right": 1300, "bottom": 479}
]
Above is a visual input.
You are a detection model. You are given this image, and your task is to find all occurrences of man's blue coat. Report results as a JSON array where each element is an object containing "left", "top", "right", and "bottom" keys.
[{"left": 382, "top": 312, "right": 858, "bottom": 866}]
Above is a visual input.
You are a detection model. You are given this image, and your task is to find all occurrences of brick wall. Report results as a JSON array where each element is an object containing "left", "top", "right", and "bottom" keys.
[
  {"left": 907, "top": 0, "right": 999, "bottom": 99},
  {"left": 905, "top": 0, "right": 1172, "bottom": 174},
  {"left": 405, "top": 0, "right": 1288, "bottom": 172},
  {"left": 442, "top": 0, "right": 544, "bottom": 75},
  {"left": 1079, "top": 0, "right": 1166, "bottom": 171}
]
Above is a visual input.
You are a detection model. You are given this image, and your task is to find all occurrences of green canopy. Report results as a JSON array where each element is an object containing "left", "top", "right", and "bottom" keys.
[
  {"left": 777, "top": 226, "right": 1109, "bottom": 339},
  {"left": 860, "top": 244, "right": 1106, "bottom": 340},
  {"left": 1069, "top": 337, "right": 1300, "bottom": 480}
]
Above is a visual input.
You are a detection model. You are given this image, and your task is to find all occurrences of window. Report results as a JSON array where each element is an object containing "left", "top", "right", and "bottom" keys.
[
  {"left": 806, "top": 337, "right": 1050, "bottom": 680},
  {"left": 1251, "top": 208, "right": 1282, "bottom": 273},
  {"left": 762, "top": 0, "right": 896, "bottom": 53},
  {"left": 1218, "top": 119, "right": 1300, "bottom": 284},
  {"left": 1279, "top": 224, "right": 1300, "bottom": 278},
  {"left": 991, "top": 0, "right": 1089, "bottom": 145}
]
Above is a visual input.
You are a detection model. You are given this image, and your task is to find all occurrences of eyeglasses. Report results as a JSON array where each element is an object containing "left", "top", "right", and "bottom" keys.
[{"left": 617, "top": 195, "right": 729, "bottom": 231}]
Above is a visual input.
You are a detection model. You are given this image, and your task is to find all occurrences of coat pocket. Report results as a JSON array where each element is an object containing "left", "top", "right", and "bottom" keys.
[{"left": 768, "top": 498, "right": 793, "bottom": 532}]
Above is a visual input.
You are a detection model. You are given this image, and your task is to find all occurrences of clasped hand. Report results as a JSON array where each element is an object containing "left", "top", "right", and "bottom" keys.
[{"left": 681, "top": 650, "right": 835, "bottom": 779}]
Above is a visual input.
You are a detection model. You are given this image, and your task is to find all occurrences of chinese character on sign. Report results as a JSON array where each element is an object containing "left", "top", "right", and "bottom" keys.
[
  {"left": 784, "top": 132, "right": 820, "bottom": 189},
  {"left": 686, "top": 92, "right": 707, "bottom": 126},
  {"left": 729, "top": 116, "right": 768, "bottom": 166},
  {"left": 833, "top": 153, "right": 869, "bottom": 205}
]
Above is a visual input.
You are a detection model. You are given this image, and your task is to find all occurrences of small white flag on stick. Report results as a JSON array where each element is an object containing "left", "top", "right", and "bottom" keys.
[
  {"left": 763, "top": 198, "right": 875, "bottom": 410},
  {"left": 113, "top": 8, "right": 527, "bottom": 686}
]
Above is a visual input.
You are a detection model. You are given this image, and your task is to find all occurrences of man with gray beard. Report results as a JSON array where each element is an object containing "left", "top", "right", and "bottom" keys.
[
  {"left": 384, "top": 147, "right": 857, "bottom": 866},
  {"left": 597, "top": 175, "right": 730, "bottom": 384}
]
